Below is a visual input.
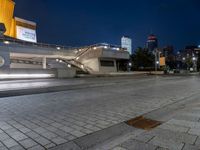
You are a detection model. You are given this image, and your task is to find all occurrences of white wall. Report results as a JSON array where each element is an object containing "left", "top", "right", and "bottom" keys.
[{"left": 81, "top": 58, "right": 100, "bottom": 73}]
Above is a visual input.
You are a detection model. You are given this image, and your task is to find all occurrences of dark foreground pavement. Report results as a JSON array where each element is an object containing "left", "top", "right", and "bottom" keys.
[{"left": 0, "top": 75, "right": 200, "bottom": 150}]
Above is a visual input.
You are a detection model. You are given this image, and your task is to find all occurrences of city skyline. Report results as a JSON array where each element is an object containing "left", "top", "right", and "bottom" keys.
[{"left": 14, "top": 0, "right": 200, "bottom": 50}]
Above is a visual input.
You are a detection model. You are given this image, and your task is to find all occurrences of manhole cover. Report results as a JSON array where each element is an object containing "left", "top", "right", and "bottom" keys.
[{"left": 125, "top": 116, "right": 162, "bottom": 130}]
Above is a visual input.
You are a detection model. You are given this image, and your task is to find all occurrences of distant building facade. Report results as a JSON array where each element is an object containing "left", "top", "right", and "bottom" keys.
[
  {"left": 121, "top": 36, "right": 132, "bottom": 55},
  {"left": 162, "top": 46, "right": 174, "bottom": 58},
  {"left": 147, "top": 34, "right": 158, "bottom": 52}
]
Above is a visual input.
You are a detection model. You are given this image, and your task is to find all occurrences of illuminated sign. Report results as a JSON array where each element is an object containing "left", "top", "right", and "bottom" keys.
[
  {"left": 0, "top": 56, "right": 5, "bottom": 67},
  {"left": 16, "top": 26, "right": 37, "bottom": 43},
  {"left": 160, "top": 57, "right": 166, "bottom": 66}
]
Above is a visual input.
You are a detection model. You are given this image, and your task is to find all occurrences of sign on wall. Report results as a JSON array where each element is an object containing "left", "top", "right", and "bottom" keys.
[
  {"left": 0, "top": 56, "right": 5, "bottom": 67},
  {"left": 16, "top": 26, "right": 37, "bottom": 43}
]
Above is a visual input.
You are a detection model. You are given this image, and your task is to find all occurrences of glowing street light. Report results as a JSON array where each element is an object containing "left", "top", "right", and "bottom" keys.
[
  {"left": 113, "top": 47, "right": 120, "bottom": 51},
  {"left": 3, "top": 41, "right": 10, "bottom": 44},
  {"left": 67, "top": 64, "right": 71, "bottom": 68},
  {"left": 56, "top": 47, "right": 61, "bottom": 50}
]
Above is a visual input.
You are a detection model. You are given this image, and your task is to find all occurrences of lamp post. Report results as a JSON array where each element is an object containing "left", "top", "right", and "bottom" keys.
[
  {"left": 182, "top": 57, "right": 186, "bottom": 70},
  {"left": 192, "top": 56, "right": 197, "bottom": 72},
  {"left": 154, "top": 49, "right": 160, "bottom": 72}
]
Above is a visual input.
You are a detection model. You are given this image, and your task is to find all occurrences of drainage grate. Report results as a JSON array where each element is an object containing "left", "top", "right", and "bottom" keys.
[{"left": 125, "top": 116, "right": 162, "bottom": 130}]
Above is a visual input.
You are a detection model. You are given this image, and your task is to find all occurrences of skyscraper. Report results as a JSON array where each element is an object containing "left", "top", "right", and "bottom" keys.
[
  {"left": 121, "top": 36, "right": 132, "bottom": 55},
  {"left": 147, "top": 34, "right": 158, "bottom": 52}
]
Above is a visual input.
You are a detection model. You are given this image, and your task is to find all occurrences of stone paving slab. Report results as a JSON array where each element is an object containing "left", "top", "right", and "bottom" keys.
[
  {"left": 121, "top": 139, "right": 157, "bottom": 150},
  {"left": 50, "top": 141, "right": 81, "bottom": 150},
  {"left": 74, "top": 123, "right": 134, "bottom": 150}
]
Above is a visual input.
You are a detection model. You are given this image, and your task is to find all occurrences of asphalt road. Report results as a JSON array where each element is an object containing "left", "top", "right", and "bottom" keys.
[{"left": 0, "top": 75, "right": 200, "bottom": 150}]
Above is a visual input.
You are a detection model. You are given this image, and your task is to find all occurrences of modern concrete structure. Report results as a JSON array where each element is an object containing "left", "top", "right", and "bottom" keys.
[
  {"left": 0, "top": 37, "right": 130, "bottom": 78},
  {"left": 0, "top": 0, "right": 129, "bottom": 79},
  {"left": 121, "top": 36, "right": 132, "bottom": 55}
]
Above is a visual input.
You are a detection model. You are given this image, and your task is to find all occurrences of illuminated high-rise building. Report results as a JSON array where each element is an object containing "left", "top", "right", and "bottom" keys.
[
  {"left": 121, "top": 36, "right": 132, "bottom": 55},
  {"left": 0, "top": 0, "right": 37, "bottom": 42},
  {"left": 147, "top": 34, "right": 158, "bottom": 52}
]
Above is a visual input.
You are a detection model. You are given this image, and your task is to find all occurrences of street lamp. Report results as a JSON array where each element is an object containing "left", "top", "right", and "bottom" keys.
[
  {"left": 56, "top": 47, "right": 61, "bottom": 50},
  {"left": 192, "top": 57, "right": 197, "bottom": 72}
]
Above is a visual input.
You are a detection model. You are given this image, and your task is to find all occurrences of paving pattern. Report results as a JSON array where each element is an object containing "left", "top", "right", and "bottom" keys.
[
  {"left": 0, "top": 76, "right": 200, "bottom": 149},
  {"left": 112, "top": 101, "right": 200, "bottom": 150}
]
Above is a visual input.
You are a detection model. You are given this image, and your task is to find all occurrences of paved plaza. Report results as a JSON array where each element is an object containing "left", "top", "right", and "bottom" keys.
[{"left": 0, "top": 75, "right": 200, "bottom": 149}]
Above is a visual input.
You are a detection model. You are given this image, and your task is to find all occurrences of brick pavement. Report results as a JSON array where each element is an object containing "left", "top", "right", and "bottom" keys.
[{"left": 0, "top": 76, "right": 199, "bottom": 149}]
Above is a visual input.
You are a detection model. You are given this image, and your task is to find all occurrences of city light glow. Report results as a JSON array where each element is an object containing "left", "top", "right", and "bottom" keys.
[{"left": 0, "top": 73, "right": 55, "bottom": 79}]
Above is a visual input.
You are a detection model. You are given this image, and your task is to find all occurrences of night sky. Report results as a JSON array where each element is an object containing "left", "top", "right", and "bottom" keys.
[{"left": 14, "top": 0, "right": 200, "bottom": 50}]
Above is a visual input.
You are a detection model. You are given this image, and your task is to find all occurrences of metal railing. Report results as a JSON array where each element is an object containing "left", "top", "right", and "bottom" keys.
[{"left": 0, "top": 36, "right": 126, "bottom": 52}]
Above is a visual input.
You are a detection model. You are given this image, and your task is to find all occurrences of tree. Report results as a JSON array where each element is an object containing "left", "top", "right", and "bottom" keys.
[{"left": 130, "top": 47, "right": 155, "bottom": 70}]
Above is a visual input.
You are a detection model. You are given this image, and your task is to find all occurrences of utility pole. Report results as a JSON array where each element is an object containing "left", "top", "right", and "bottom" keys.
[{"left": 154, "top": 48, "right": 160, "bottom": 73}]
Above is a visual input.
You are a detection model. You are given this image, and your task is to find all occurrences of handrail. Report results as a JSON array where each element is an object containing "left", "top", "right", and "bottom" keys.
[{"left": 0, "top": 36, "right": 126, "bottom": 51}]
